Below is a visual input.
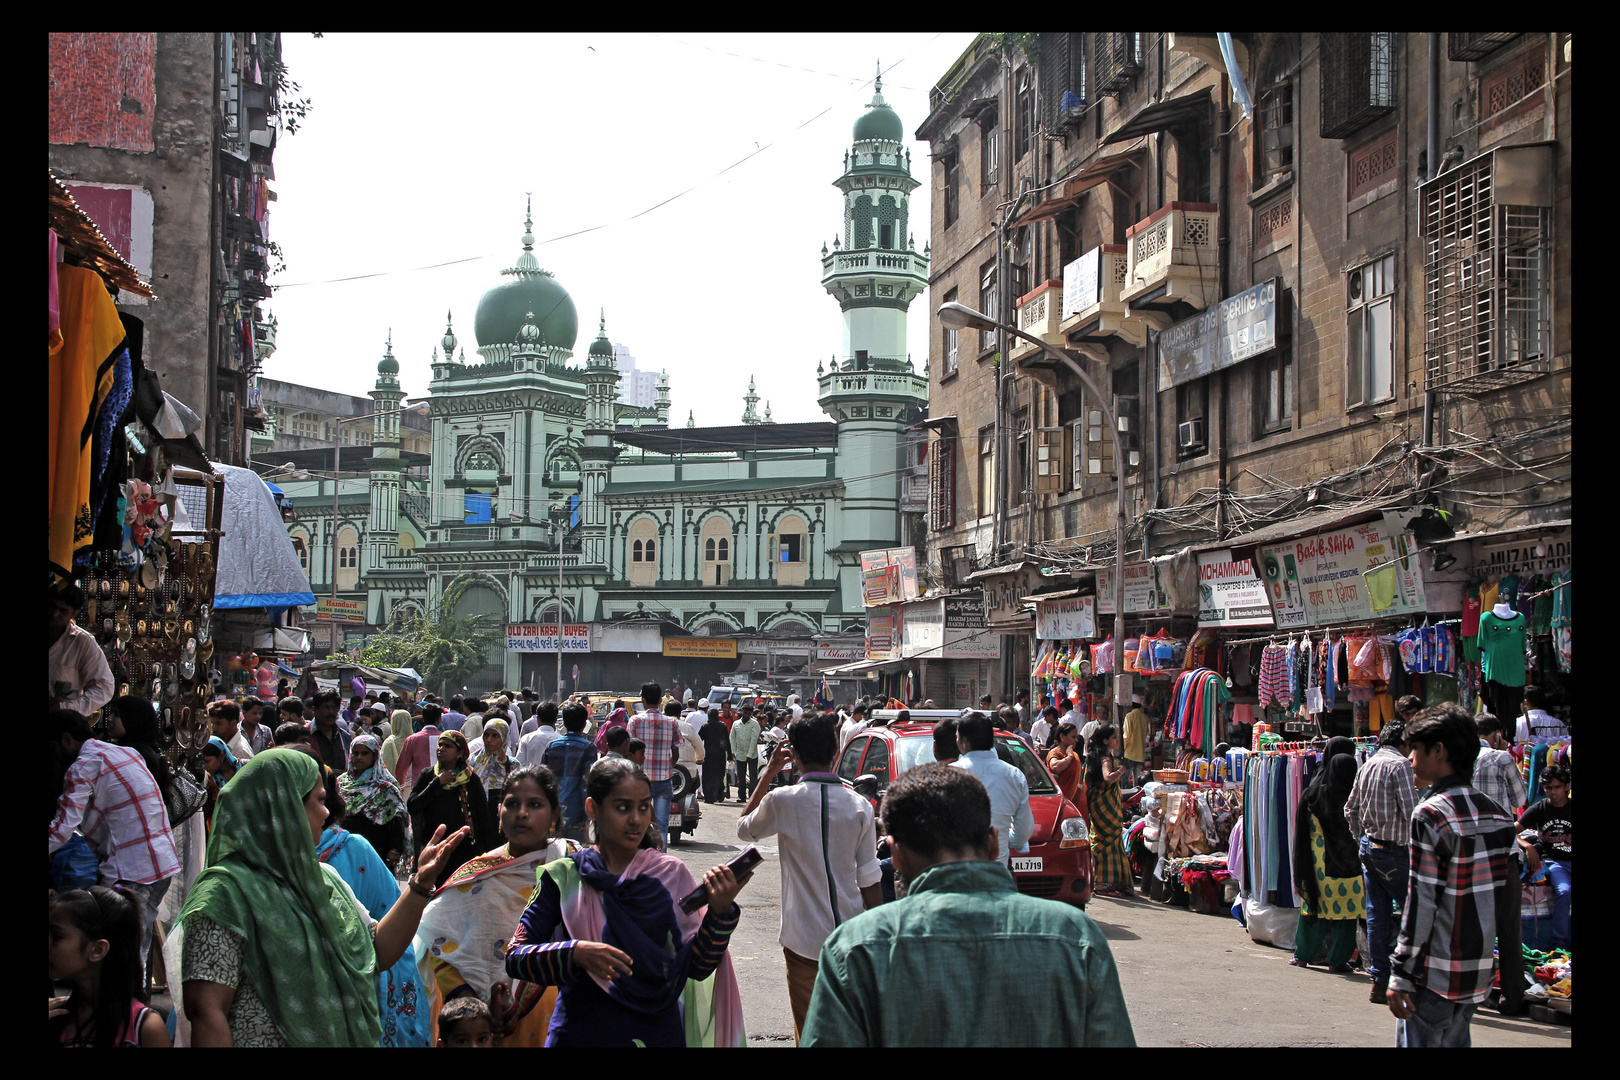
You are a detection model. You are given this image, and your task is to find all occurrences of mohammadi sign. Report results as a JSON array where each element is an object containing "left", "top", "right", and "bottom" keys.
[
  {"left": 506, "top": 624, "right": 591, "bottom": 652},
  {"left": 1257, "top": 515, "right": 1427, "bottom": 630},
  {"left": 662, "top": 637, "right": 738, "bottom": 659},
  {"left": 1159, "top": 277, "right": 1283, "bottom": 390},
  {"left": 1196, "top": 549, "right": 1275, "bottom": 628},
  {"left": 859, "top": 548, "right": 920, "bottom": 607}
]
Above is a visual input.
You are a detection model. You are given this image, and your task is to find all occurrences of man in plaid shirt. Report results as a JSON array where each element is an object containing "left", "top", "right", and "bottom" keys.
[
  {"left": 1388, "top": 705, "right": 1518, "bottom": 1047},
  {"left": 630, "top": 681, "right": 678, "bottom": 848}
]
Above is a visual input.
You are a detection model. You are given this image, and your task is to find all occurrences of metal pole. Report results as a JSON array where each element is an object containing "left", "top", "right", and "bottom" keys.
[
  {"left": 556, "top": 521, "right": 563, "bottom": 703},
  {"left": 331, "top": 435, "right": 340, "bottom": 606}
]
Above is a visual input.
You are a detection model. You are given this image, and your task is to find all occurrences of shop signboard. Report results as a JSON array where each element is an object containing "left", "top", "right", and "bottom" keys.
[
  {"left": 1257, "top": 515, "right": 1427, "bottom": 629},
  {"left": 317, "top": 597, "right": 366, "bottom": 624},
  {"left": 1475, "top": 530, "right": 1572, "bottom": 578},
  {"left": 1159, "top": 277, "right": 1282, "bottom": 390},
  {"left": 506, "top": 624, "right": 591, "bottom": 652},
  {"left": 1062, "top": 247, "right": 1102, "bottom": 319},
  {"left": 1196, "top": 549, "right": 1276, "bottom": 628},
  {"left": 741, "top": 638, "right": 813, "bottom": 655},
  {"left": 900, "top": 599, "right": 946, "bottom": 657},
  {"left": 1096, "top": 562, "right": 1173, "bottom": 615},
  {"left": 942, "top": 595, "right": 998, "bottom": 658},
  {"left": 859, "top": 548, "right": 920, "bottom": 607},
  {"left": 310, "top": 623, "right": 334, "bottom": 650},
  {"left": 865, "top": 604, "right": 900, "bottom": 661},
  {"left": 1035, "top": 594, "right": 1097, "bottom": 640},
  {"left": 662, "top": 637, "right": 738, "bottom": 659},
  {"left": 815, "top": 642, "right": 865, "bottom": 663}
]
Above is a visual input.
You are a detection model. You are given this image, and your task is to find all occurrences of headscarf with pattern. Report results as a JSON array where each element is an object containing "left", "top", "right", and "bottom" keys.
[
  {"left": 470, "top": 717, "right": 517, "bottom": 792},
  {"left": 177, "top": 748, "right": 381, "bottom": 1047},
  {"left": 434, "top": 730, "right": 475, "bottom": 790},
  {"left": 339, "top": 734, "right": 406, "bottom": 826}
]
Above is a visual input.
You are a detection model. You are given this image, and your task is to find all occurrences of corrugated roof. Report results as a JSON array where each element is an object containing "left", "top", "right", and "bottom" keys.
[
  {"left": 1189, "top": 494, "right": 1412, "bottom": 552},
  {"left": 965, "top": 560, "right": 1037, "bottom": 581}
]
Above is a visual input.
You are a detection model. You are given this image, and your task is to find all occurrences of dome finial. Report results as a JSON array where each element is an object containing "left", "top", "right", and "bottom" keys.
[
  {"left": 378, "top": 328, "right": 399, "bottom": 376},
  {"left": 511, "top": 197, "right": 541, "bottom": 272},
  {"left": 517, "top": 310, "right": 542, "bottom": 346},
  {"left": 441, "top": 310, "right": 458, "bottom": 356},
  {"left": 875, "top": 60, "right": 882, "bottom": 95}
]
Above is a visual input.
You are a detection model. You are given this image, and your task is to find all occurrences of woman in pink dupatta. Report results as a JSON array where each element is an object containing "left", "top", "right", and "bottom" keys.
[{"left": 504, "top": 759, "right": 748, "bottom": 1046}]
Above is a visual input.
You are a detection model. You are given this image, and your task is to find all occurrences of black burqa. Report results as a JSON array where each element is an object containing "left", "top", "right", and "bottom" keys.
[{"left": 1293, "top": 736, "right": 1360, "bottom": 913}]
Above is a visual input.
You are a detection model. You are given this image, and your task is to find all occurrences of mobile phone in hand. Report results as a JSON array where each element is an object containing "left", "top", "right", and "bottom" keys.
[{"left": 678, "top": 845, "right": 763, "bottom": 913}]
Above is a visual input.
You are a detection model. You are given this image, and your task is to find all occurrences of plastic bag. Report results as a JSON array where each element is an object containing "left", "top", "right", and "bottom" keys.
[
  {"left": 1244, "top": 896, "right": 1298, "bottom": 950},
  {"left": 51, "top": 833, "right": 100, "bottom": 891}
]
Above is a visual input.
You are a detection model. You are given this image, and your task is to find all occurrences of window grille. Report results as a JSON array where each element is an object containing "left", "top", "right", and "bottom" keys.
[
  {"left": 1093, "top": 33, "right": 1142, "bottom": 97},
  {"left": 1422, "top": 152, "right": 1552, "bottom": 394},
  {"left": 1448, "top": 32, "right": 1519, "bottom": 62},
  {"left": 1319, "top": 32, "right": 1397, "bottom": 139},
  {"left": 929, "top": 440, "right": 955, "bottom": 531}
]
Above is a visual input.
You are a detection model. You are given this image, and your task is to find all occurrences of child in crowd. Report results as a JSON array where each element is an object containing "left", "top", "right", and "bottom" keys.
[
  {"left": 438, "top": 996, "right": 496, "bottom": 1047},
  {"left": 626, "top": 738, "right": 647, "bottom": 768},
  {"left": 48, "top": 886, "right": 170, "bottom": 1047}
]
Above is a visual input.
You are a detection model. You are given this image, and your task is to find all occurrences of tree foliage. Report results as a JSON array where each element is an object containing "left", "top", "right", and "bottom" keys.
[{"left": 353, "top": 583, "right": 504, "bottom": 692}]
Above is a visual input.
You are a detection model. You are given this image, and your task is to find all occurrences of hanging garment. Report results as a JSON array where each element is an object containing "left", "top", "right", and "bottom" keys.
[
  {"left": 1479, "top": 610, "right": 1529, "bottom": 688},
  {"left": 1460, "top": 585, "right": 1482, "bottom": 637},
  {"left": 49, "top": 265, "right": 127, "bottom": 586},
  {"left": 1258, "top": 644, "right": 1290, "bottom": 710}
]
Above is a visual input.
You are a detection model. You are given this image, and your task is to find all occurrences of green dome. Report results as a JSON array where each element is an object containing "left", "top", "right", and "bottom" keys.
[
  {"left": 589, "top": 334, "right": 613, "bottom": 357},
  {"left": 378, "top": 353, "right": 398, "bottom": 375},
  {"left": 854, "top": 102, "right": 904, "bottom": 142},
  {"left": 474, "top": 274, "right": 578, "bottom": 352}
]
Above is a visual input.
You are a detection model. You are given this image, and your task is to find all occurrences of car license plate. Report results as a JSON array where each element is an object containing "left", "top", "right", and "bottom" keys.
[{"left": 1011, "top": 856, "right": 1043, "bottom": 873}]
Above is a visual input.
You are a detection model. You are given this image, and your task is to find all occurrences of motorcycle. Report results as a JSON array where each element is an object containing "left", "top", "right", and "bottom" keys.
[{"left": 668, "top": 761, "right": 702, "bottom": 845}]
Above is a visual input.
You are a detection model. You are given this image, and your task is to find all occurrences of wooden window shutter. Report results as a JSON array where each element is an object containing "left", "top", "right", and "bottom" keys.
[{"left": 929, "top": 440, "right": 955, "bottom": 531}]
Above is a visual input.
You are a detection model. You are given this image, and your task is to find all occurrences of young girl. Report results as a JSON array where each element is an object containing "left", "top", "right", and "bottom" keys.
[{"left": 48, "top": 886, "right": 170, "bottom": 1047}]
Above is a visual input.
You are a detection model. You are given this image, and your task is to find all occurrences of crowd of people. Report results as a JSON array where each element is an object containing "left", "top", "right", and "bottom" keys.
[{"left": 48, "top": 639, "right": 1568, "bottom": 1047}]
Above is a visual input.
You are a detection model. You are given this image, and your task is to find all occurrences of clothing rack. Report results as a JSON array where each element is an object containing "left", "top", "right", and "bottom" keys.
[{"left": 1217, "top": 619, "right": 1412, "bottom": 648}]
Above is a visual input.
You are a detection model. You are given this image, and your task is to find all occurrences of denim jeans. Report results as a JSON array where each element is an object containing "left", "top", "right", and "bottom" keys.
[
  {"left": 1397, "top": 988, "right": 1479, "bottom": 1047},
  {"left": 116, "top": 876, "right": 172, "bottom": 985},
  {"left": 1360, "top": 836, "right": 1409, "bottom": 985},
  {"left": 1543, "top": 859, "right": 1572, "bottom": 949},
  {"left": 648, "top": 778, "right": 673, "bottom": 846}
]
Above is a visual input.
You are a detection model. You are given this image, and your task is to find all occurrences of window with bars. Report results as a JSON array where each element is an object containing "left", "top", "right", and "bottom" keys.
[
  {"left": 979, "top": 263, "right": 998, "bottom": 353},
  {"left": 1256, "top": 83, "right": 1294, "bottom": 185},
  {"left": 979, "top": 111, "right": 999, "bottom": 190},
  {"left": 1015, "top": 71, "right": 1034, "bottom": 159},
  {"left": 1010, "top": 410, "right": 1031, "bottom": 508},
  {"left": 1093, "top": 32, "right": 1142, "bottom": 97},
  {"left": 1259, "top": 347, "right": 1295, "bottom": 434},
  {"left": 942, "top": 288, "right": 960, "bottom": 376},
  {"left": 977, "top": 428, "right": 996, "bottom": 518},
  {"left": 1176, "top": 379, "right": 1208, "bottom": 459},
  {"left": 1422, "top": 150, "right": 1552, "bottom": 394},
  {"left": 1319, "top": 32, "right": 1397, "bottom": 139},
  {"left": 943, "top": 154, "right": 961, "bottom": 228},
  {"left": 1347, "top": 253, "right": 1397, "bottom": 408},
  {"left": 1448, "top": 32, "right": 1519, "bottom": 62},
  {"left": 928, "top": 437, "right": 955, "bottom": 531},
  {"left": 1039, "top": 32, "right": 1086, "bottom": 130}
]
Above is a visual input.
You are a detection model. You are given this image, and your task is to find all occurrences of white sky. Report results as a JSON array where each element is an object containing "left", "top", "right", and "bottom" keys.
[{"left": 264, "top": 32, "right": 978, "bottom": 426}]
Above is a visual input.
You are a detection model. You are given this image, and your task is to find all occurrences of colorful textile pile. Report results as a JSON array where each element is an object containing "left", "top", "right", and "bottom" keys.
[{"left": 1167, "top": 668, "right": 1231, "bottom": 757}]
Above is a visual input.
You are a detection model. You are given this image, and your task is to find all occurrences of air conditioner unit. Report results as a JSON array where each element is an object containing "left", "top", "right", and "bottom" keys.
[{"left": 1177, "top": 417, "right": 1206, "bottom": 450}]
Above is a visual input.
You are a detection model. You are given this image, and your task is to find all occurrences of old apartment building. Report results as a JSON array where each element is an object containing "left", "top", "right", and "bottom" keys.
[{"left": 916, "top": 32, "right": 1571, "bottom": 703}]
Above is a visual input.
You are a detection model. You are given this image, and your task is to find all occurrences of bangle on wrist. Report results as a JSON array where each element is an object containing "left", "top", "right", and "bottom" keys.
[{"left": 407, "top": 875, "right": 433, "bottom": 898}]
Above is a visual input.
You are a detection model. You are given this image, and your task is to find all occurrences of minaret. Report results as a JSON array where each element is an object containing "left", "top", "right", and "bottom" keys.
[
  {"left": 366, "top": 331, "right": 406, "bottom": 575},
  {"left": 763, "top": 401, "right": 775, "bottom": 424},
  {"left": 654, "top": 370, "right": 671, "bottom": 426},
  {"left": 741, "top": 376, "right": 761, "bottom": 424},
  {"left": 578, "top": 309, "right": 621, "bottom": 566},
  {"left": 818, "top": 68, "right": 929, "bottom": 595},
  {"left": 686, "top": 409, "right": 695, "bottom": 428}
]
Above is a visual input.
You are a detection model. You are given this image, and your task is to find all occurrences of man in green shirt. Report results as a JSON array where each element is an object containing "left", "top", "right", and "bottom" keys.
[
  {"left": 802, "top": 764, "right": 1136, "bottom": 1047},
  {"left": 729, "top": 706, "right": 763, "bottom": 804}
]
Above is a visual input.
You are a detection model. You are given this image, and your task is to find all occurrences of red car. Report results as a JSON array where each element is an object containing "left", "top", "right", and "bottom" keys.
[{"left": 836, "top": 714, "right": 1093, "bottom": 907}]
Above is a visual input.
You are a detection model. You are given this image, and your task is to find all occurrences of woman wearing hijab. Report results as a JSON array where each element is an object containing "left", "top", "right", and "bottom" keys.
[
  {"left": 504, "top": 758, "right": 749, "bottom": 1046},
  {"left": 172, "top": 748, "right": 468, "bottom": 1046},
  {"left": 379, "top": 709, "right": 412, "bottom": 781},
  {"left": 1290, "top": 736, "right": 1365, "bottom": 971},
  {"left": 470, "top": 717, "right": 519, "bottom": 817},
  {"left": 200, "top": 737, "right": 240, "bottom": 834},
  {"left": 338, "top": 734, "right": 408, "bottom": 872},
  {"left": 407, "top": 730, "right": 498, "bottom": 888},
  {"left": 416, "top": 765, "right": 581, "bottom": 1046}
]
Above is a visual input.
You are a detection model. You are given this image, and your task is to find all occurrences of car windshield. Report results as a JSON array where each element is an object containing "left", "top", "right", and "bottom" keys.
[
  {"left": 893, "top": 733, "right": 943, "bottom": 774},
  {"left": 994, "top": 734, "right": 1058, "bottom": 794}
]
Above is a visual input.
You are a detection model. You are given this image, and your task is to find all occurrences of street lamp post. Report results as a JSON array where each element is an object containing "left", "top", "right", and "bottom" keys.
[{"left": 937, "top": 301, "right": 1132, "bottom": 719}]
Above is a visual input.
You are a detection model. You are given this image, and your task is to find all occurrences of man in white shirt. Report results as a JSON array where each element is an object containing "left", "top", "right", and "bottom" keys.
[
  {"left": 48, "top": 586, "right": 114, "bottom": 718},
  {"left": 517, "top": 701, "right": 560, "bottom": 769},
  {"left": 788, "top": 694, "right": 804, "bottom": 721},
  {"left": 1029, "top": 705, "right": 1057, "bottom": 750},
  {"left": 952, "top": 711, "right": 1032, "bottom": 861},
  {"left": 676, "top": 708, "right": 703, "bottom": 770},
  {"left": 207, "top": 700, "right": 256, "bottom": 763},
  {"left": 1514, "top": 686, "right": 1569, "bottom": 743},
  {"left": 738, "top": 713, "right": 882, "bottom": 1043},
  {"left": 840, "top": 704, "right": 868, "bottom": 748},
  {"left": 1061, "top": 697, "right": 1084, "bottom": 729}
]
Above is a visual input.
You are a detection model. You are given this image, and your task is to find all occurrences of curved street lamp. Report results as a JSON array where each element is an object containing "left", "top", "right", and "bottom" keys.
[{"left": 936, "top": 301, "right": 1132, "bottom": 715}]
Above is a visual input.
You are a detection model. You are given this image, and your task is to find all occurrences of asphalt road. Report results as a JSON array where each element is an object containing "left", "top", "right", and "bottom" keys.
[{"left": 672, "top": 795, "right": 1572, "bottom": 1049}]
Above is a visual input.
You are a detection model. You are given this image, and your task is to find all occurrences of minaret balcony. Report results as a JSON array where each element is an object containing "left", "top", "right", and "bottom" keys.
[
  {"left": 1009, "top": 280, "right": 1065, "bottom": 364},
  {"left": 821, "top": 249, "right": 930, "bottom": 281}
]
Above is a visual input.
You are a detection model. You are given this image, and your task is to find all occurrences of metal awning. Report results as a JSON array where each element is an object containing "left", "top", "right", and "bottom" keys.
[
  {"left": 1429, "top": 518, "right": 1571, "bottom": 547},
  {"left": 818, "top": 658, "right": 895, "bottom": 676},
  {"left": 1104, "top": 88, "right": 1214, "bottom": 144},
  {"left": 965, "top": 560, "right": 1037, "bottom": 582},
  {"left": 989, "top": 615, "right": 1036, "bottom": 634},
  {"left": 1188, "top": 494, "right": 1414, "bottom": 553},
  {"left": 1022, "top": 587, "right": 1089, "bottom": 603},
  {"left": 1015, "top": 143, "right": 1146, "bottom": 226},
  {"left": 917, "top": 414, "right": 958, "bottom": 432}
]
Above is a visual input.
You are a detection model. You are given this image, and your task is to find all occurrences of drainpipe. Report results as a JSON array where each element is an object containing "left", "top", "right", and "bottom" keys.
[
  {"left": 1215, "top": 74, "right": 1232, "bottom": 539},
  {"left": 1422, "top": 33, "right": 1440, "bottom": 451}
]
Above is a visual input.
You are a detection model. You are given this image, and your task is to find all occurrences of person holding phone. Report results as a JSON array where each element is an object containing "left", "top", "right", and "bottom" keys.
[{"left": 504, "top": 757, "right": 750, "bottom": 1046}]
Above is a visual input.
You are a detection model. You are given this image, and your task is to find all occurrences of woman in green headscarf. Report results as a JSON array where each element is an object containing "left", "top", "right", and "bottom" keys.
[{"left": 175, "top": 747, "right": 468, "bottom": 1047}]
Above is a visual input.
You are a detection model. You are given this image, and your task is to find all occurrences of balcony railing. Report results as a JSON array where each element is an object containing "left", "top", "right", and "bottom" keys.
[
  {"left": 1010, "top": 280, "right": 1064, "bottom": 363},
  {"left": 822, "top": 250, "right": 930, "bottom": 279},
  {"left": 1121, "top": 203, "right": 1219, "bottom": 309}
]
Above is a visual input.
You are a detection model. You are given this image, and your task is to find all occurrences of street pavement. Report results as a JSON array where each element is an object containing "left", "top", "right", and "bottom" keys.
[{"left": 673, "top": 794, "right": 1572, "bottom": 1049}]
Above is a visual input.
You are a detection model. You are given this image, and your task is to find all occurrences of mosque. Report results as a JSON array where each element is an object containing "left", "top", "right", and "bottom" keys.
[{"left": 274, "top": 78, "right": 929, "bottom": 693}]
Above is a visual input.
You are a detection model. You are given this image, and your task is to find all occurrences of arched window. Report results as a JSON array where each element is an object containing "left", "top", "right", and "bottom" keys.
[
  {"left": 628, "top": 517, "right": 659, "bottom": 587},
  {"left": 775, "top": 513, "right": 807, "bottom": 587},
  {"left": 718, "top": 538, "right": 729, "bottom": 561},
  {"left": 705, "top": 538, "right": 717, "bottom": 561},
  {"left": 701, "top": 517, "right": 732, "bottom": 587},
  {"left": 335, "top": 527, "right": 360, "bottom": 590}
]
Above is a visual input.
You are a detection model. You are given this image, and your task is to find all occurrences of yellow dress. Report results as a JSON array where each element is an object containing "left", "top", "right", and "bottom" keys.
[
  {"left": 49, "top": 265, "right": 125, "bottom": 583},
  {"left": 1303, "top": 813, "right": 1365, "bottom": 920}
]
